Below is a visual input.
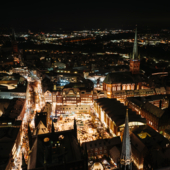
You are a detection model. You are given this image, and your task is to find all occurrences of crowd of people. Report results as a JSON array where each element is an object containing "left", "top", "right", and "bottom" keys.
[
  {"left": 12, "top": 80, "right": 45, "bottom": 170},
  {"left": 55, "top": 112, "right": 112, "bottom": 144}
]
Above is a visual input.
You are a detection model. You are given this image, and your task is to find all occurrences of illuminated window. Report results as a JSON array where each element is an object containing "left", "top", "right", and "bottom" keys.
[
  {"left": 122, "top": 85, "right": 126, "bottom": 90},
  {"left": 112, "top": 86, "right": 116, "bottom": 91},
  {"left": 107, "top": 87, "right": 111, "bottom": 91},
  {"left": 117, "top": 86, "right": 121, "bottom": 91},
  {"left": 127, "top": 84, "right": 131, "bottom": 90}
]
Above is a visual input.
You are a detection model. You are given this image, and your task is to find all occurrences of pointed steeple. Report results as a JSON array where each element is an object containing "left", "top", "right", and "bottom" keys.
[
  {"left": 52, "top": 120, "right": 55, "bottom": 133},
  {"left": 130, "top": 27, "right": 140, "bottom": 74},
  {"left": 12, "top": 28, "right": 16, "bottom": 41},
  {"left": 28, "top": 123, "right": 33, "bottom": 150},
  {"left": 132, "top": 27, "right": 138, "bottom": 60},
  {"left": 74, "top": 118, "right": 77, "bottom": 140},
  {"left": 120, "top": 109, "right": 132, "bottom": 169}
]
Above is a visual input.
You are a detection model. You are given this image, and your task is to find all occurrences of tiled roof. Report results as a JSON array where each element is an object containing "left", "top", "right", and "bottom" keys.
[
  {"left": 94, "top": 98, "right": 146, "bottom": 126},
  {"left": 103, "top": 72, "right": 146, "bottom": 84},
  {"left": 143, "top": 102, "right": 164, "bottom": 118}
]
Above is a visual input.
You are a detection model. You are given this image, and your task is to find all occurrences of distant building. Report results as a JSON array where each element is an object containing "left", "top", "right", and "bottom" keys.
[
  {"left": 103, "top": 71, "right": 147, "bottom": 98},
  {"left": 130, "top": 28, "right": 140, "bottom": 74},
  {"left": 102, "top": 28, "right": 157, "bottom": 101}
]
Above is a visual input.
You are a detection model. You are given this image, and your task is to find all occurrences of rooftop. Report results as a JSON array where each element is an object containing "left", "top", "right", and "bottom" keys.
[
  {"left": 28, "top": 129, "right": 83, "bottom": 169},
  {"left": 0, "top": 123, "right": 21, "bottom": 169},
  {"left": 94, "top": 98, "right": 146, "bottom": 126},
  {"left": 103, "top": 72, "right": 147, "bottom": 84},
  {"left": 0, "top": 98, "right": 25, "bottom": 120}
]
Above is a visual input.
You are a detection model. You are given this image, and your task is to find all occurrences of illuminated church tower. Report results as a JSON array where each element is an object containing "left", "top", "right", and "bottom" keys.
[
  {"left": 120, "top": 109, "right": 132, "bottom": 170},
  {"left": 130, "top": 27, "right": 140, "bottom": 74}
]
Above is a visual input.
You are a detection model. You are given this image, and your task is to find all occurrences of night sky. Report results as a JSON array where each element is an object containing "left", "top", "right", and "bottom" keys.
[{"left": 0, "top": 1, "right": 170, "bottom": 31}]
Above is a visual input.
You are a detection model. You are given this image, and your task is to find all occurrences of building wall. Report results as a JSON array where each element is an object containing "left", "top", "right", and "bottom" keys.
[
  {"left": 103, "top": 83, "right": 167, "bottom": 100},
  {"left": 130, "top": 60, "right": 140, "bottom": 74},
  {"left": 0, "top": 92, "right": 26, "bottom": 99},
  {"left": 44, "top": 89, "right": 95, "bottom": 106},
  {"left": 56, "top": 105, "right": 90, "bottom": 114},
  {"left": 127, "top": 101, "right": 158, "bottom": 131},
  {"left": 94, "top": 101, "right": 117, "bottom": 135}
]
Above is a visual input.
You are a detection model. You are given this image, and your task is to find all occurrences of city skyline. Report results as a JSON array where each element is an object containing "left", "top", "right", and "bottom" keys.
[{"left": 1, "top": 3, "right": 170, "bottom": 169}]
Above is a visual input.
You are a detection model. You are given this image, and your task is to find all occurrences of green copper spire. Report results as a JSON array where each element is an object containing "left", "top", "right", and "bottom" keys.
[
  {"left": 12, "top": 28, "right": 16, "bottom": 41},
  {"left": 132, "top": 27, "right": 139, "bottom": 60},
  {"left": 120, "top": 109, "right": 132, "bottom": 169}
]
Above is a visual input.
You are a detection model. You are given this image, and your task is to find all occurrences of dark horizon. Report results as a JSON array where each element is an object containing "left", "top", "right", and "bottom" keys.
[{"left": 0, "top": 1, "right": 170, "bottom": 32}]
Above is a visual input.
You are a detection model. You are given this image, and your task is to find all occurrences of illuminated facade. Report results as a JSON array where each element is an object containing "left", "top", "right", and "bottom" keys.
[
  {"left": 102, "top": 71, "right": 150, "bottom": 100},
  {"left": 44, "top": 88, "right": 97, "bottom": 115},
  {"left": 126, "top": 97, "right": 170, "bottom": 132},
  {"left": 103, "top": 82, "right": 166, "bottom": 102},
  {"left": 94, "top": 98, "right": 146, "bottom": 136},
  {"left": 102, "top": 28, "right": 146, "bottom": 100}
]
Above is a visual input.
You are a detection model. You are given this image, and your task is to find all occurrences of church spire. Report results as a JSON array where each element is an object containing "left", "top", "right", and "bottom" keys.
[
  {"left": 132, "top": 27, "right": 138, "bottom": 60},
  {"left": 120, "top": 109, "right": 132, "bottom": 170},
  {"left": 52, "top": 120, "right": 55, "bottom": 133},
  {"left": 130, "top": 27, "right": 140, "bottom": 74},
  {"left": 12, "top": 28, "right": 16, "bottom": 41},
  {"left": 74, "top": 118, "right": 77, "bottom": 140}
]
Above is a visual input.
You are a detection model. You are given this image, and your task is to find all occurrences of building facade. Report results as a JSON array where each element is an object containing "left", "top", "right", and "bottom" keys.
[
  {"left": 126, "top": 97, "right": 170, "bottom": 132},
  {"left": 93, "top": 98, "right": 146, "bottom": 136}
]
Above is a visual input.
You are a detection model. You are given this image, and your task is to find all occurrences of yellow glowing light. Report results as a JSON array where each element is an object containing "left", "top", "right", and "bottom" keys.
[
  {"left": 138, "top": 131, "right": 151, "bottom": 139},
  {"left": 44, "top": 137, "right": 50, "bottom": 142}
]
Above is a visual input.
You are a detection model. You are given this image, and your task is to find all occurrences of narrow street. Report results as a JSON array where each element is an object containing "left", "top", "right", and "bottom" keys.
[{"left": 12, "top": 73, "right": 45, "bottom": 170}]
